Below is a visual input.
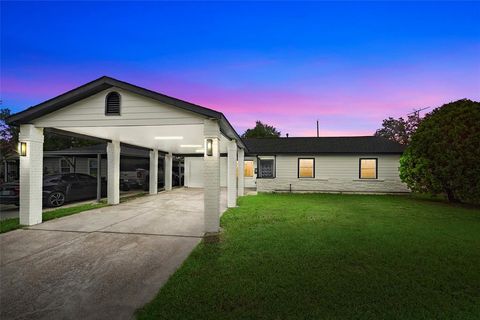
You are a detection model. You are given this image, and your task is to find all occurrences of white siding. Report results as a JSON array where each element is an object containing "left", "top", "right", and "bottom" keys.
[
  {"left": 43, "top": 158, "right": 60, "bottom": 174},
  {"left": 184, "top": 157, "right": 227, "bottom": 188},
  {"left": 256, "top": 154, "right": 409, "bottom": 193},
  {"left": 43, "top": 157, "right": 107, "bottom": 177},
  {"left": 33, "top": 88, "right": 205, "bottom": 128}
]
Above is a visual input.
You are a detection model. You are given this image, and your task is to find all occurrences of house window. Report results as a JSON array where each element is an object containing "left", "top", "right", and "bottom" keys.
[
  {"left": 298, "top": 158, "right": 315, "bottom": 178},
  {"left": 244, "top": 160, "right": 254, "bottom": 177},
  {"left": 258, "top": 158, "right": 275, "bottom": 178},
  {"left": 89, "top": 159, "right": 98, "bottom": 177},
  {"left": 105, "top": 92, "right": 121, "bottom": 115},
  {"left": 359, "top": 158, "right": 377, "bottom": 179},
  {"left": 60, "top": 159, "right": 72, "bottom": 173}
]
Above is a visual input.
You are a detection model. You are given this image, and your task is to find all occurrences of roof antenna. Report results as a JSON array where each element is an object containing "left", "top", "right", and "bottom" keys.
[
  {"left": 407, "top": 107, "right": 430, "bottom": 120},
  {"left": 286, "top": 133, "right": 289, "bottom": 138},
  {"left": 316, "top": 120, "right": 319, "bottom": 137}
]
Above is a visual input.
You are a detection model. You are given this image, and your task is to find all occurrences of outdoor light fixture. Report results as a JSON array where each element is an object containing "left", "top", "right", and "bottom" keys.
[
  {"left": 18, "top": 142, "right": 27, "bottom": 156},
  {"left": 206, "top": 139, "right": 213, "bottom": 156},
  {"left": 154, "top": 136, "right": 183, "bottom": 140},
  {"left": 180, "top": 144, "right": 202, "bottom": 148}
]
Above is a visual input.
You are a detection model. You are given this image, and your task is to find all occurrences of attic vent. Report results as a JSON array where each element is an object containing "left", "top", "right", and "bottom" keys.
[{"left": 105, "top": 92, "right": 121, "bottom": 115}]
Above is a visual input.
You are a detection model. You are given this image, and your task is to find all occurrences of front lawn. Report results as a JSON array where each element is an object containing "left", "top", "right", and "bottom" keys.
[
  {"left": 137, "top": 193, "right": 480, "bottom": 320},
  {"left": 0, "top": 202, "right": 108, "bottom": 233}
]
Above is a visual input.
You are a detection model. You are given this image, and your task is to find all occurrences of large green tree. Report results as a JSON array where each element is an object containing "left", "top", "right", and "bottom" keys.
[
  {"left": 241, "top": 121, "right": 281, "bottom": 138},
  {"left": 399, "top": 99, "right": 480, "bottom": 203},
  {"left": 374, "top": 114, "right": 420, "bottom": 145}
]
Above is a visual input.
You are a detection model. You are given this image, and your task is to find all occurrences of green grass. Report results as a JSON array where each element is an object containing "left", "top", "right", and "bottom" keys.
[
  {"left": 0, "top": 202, "right": 108, "bottom": 233},
  {"left": 0, "top": 192, "right": 149, "bottom": 234},
  {"left": 0, "top": 218, "right": 21, "bottom": 233},
  {"left": 137, "top": 193, "right": 480, "bottom": 320}
]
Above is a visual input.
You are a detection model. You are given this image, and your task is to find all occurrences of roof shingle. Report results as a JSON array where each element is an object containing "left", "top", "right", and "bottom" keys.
[{"left": 243, "top": 136, "right": 405, "bottom": 154}]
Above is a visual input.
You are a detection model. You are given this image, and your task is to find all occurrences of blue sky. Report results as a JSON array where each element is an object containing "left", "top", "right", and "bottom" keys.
[{"left": 2, "top": 1, "right": 479, "bottom": 135}]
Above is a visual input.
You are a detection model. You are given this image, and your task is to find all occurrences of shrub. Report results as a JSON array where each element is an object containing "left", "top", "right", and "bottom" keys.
[{"left": 399, "top": 99, "right": 480, "bottom": 203}]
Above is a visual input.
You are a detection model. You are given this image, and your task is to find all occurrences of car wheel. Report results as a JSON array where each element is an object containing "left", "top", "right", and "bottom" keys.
[{"left": 48, "top": 191, "right": 65, "bottom": 207}]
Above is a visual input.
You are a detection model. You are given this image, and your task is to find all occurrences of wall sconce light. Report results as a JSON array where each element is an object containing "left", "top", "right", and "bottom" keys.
[
  {"left": 18, "top": 142, "right": 27, "bottom": 157},
  {"left": 206, "top": 139, "right": 213, "bottom": 156}
]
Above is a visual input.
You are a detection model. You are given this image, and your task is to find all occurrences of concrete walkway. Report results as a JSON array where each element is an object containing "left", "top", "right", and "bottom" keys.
[{"left": 0, "top": 188, "right": 227, "bottom": 320}]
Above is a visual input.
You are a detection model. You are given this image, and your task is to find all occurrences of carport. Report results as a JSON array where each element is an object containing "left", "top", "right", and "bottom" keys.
[{"left": 7, "top": 76, "right": 247, "bottom": 235}]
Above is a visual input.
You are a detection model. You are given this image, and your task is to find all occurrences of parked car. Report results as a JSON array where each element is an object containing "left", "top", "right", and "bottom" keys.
[{"left": 0, "top": 173, "right": 107, "bottom": 208}]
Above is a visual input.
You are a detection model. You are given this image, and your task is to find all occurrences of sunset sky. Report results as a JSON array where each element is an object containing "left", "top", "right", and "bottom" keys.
[{"left": 1, "top": 1, "right": 479, "bottom": 136}]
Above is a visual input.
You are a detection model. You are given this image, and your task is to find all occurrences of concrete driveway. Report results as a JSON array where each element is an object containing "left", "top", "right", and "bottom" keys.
[{"left": 0, "top": 188, "right": 227, "bottom": 320}]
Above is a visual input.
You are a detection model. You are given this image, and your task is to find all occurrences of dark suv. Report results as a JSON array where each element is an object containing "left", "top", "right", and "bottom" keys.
[{"left": 0, "top": 173, "right": 106, "bottom": 207}]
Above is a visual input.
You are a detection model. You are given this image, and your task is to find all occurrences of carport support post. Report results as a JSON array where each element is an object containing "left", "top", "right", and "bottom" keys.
[
  {"left": 107, "top": 141, "right": 121, "bottom": 205},
  {"left": 149, "top": 149, "right": 159, "bottom": 194},
  {"left": 238, "top": 148, "right": 245, "bottom": 196},
  {"left": 164, "top": 153, "right": 173, "bottom": 191},
  {"left": 19, "top": 124, "right": 44, "bottom": 226},
  {"left": 204, "top": 119, "right": 221, "bottom": 234},
  {"left": 227, "top": 140, "right": 237, "bottom": 208},
  {"left": 96, "top": 153, "right": 101, "bottom": 202}
]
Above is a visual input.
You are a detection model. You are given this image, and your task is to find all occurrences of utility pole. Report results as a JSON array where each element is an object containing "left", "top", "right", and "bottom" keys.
[{"left": 316, "top": 120, "right": 319, "bottom": 137}]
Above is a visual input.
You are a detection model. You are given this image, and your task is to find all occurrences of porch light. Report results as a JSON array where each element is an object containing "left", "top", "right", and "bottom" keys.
[
  {"left": 18, "top": 142, "right": 27, "bottom": 156},
  {"left": 206, "top": 139, "right": 213, "bottom": 156},
  {"left": 154, "top": 136, "right": 183, "bottom": 140}
]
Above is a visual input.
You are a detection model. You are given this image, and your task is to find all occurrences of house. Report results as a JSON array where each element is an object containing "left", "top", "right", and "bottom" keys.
[
  {"left": 241, "top": 137, "right": 409, "bottom": 193},
  {"left": 7, "top": 76, "right": 409, "bottom": 230},
  {"left": 184, "top": 136, "right": 408, "bottom": 193}
]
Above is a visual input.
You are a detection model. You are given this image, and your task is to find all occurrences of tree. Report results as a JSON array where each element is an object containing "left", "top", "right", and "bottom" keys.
[
  {"left": 0, "top": 108, "right": 19, "bottom": 159},
  {"left": 374, "top": 114, "right": 420, "bottom": 145},
  {"left": 399, "top": 99, "right": 480, "bottom": 203},
  {"left": 241, "top": 121, "right": 281, "bottom": 138}
]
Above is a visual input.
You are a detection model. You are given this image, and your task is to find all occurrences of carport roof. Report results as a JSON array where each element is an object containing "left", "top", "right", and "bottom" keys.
[
  {"left": 44, "top": 144, "right": 151, "bottom": 158},
  {"left": 7, "top": 76, "right": 246, "bottom": 149}
]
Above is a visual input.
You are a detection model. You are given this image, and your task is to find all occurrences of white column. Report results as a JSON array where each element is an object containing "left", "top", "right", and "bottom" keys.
[
  {"left": 164, "top": 153, "right": 173, "bottom": 191},
  {"left": 149, "top": 149, "right": 158, "bottom": 194},
  {"left": 204, "top": 119, "right": 221, "bottom": 233},
  {"left": 227, "top": 140, "right": 237, "bottom": 207},
  {"left": 19, "top": 124, "right": 44, "bottom": 226},
  {"left": 107, "top": 141, "right": 120, "bottom": 205},
  {"left": 238, "top": 148, "right": 245, "bottom": 197}
]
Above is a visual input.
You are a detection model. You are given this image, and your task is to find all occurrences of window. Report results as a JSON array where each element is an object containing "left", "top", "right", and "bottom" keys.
[
  {"left": 60, "top": 159, "right": 72, "bottom": 173},
  {"left": 244, "top": 161, "right": 254, "bottom": 177},
  {"left": 105, "top": 92, "right": 121, "bottom": 115},
  {"left": 258, "top": 158, "right": 275, "bottom": 178},
  {"left": 298, "top": 158, "right": 315, "bottom": 178},
  {"left": 359, "top": 158, "right": 377, "bottom": 179},
  {"left": 89, "top": 159, "right": 98, "bottom": 177}
]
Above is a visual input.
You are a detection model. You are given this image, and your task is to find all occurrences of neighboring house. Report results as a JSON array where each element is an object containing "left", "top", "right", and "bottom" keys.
[{"left": 1, "top": 144, "right": 185, "bottom": 188}]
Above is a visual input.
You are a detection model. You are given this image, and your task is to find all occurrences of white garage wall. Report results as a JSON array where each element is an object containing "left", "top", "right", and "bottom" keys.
[{"left": 185, "top": 157, "right": 227, "bottom": 188}]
